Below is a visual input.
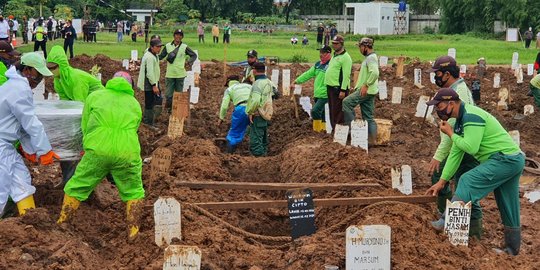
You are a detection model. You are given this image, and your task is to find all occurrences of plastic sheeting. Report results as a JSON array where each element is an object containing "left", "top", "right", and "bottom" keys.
[{"left": 34, "top": 100, "right": 83, "bottom": 161}]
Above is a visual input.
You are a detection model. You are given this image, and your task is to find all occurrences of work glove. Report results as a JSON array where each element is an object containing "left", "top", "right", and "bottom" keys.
[
  {"left": 39, "top": 150, "right": 60, "bottom": 165},
  {"left": 18, "top": 145, "right": 37, "bottom": 163}
]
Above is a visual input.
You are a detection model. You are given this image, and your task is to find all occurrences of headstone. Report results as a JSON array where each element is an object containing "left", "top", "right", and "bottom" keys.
[
  {"left": 122, "top": 59, "right": 129, "bottom": 70},
  {"left": 509, "top": 130, "right": 520, "bottom": 146},
  {"left": 516, "top": 65, "right": 523, "bottom": 84},
  {"left": 96, "top": 73, "right": 102, "bottom": 81},
  {"left": 286, "top": 188, "right": 316, "bottom": 239},
  {"left": 299, "top": 96, "right": 312, "bottom": 117},
  {"left": 149, "top": 147, "right": 172, "bottom": 181},
  {"left": 131, "top": 50, "right": 138, "bottom": 61},
  {"left": 190, "top": 87, "right": 200, "bottom": 104},
  {"left": 172, "top": 92, "right": 190, "bottom": 119},
  {"left": 391, "top": 165, "right": 412, "bottom": 195},
  {"left": 430, "top": 72, "right": 436, "bottom": 84},
  {"left": 325, "top": 103, "right": 332, "bottom": 134},
  {"left": 378, "top": 80, "right": 387, "bottom": 100},
  {"left": 293, "top": 84, "right": 302, "bottom": 95},
  {"left": 413, "top": 68, "right": 422, "bottom": 85},
  {"left": 528, "top": 64, "right": 534, "bottom": 76},
  {"left": 163, "top": 245, "right": 202, "bottom": 270},
  {"left": 379, "top": 56, "right": 388, "bottom": 67},
  {"left": 444, "top": 201, "right": 472, "bottom": 246},
  {"left": 154, "top": 197, "right": 182, "bottom": 247},
  {"left": 391, "top": 87, "right": 403, "bottom": 104},
  {"left": 282, "top": 69, "right": 291, "bottom": 96},
  {"left": 414, "top": 95, "right": 434, "bottom": 118},
  {"left": 333, "top": 124, "right": 349, "bottom": 146},
  {"left": 511, "top": 52, "right": 519, "bottom": 70},
  {"left": 493, "top": 73, "right": 501, "bottom": 88},
  {"left": 396, "top": 57, "right": 404, "bottom": 78},
  {"left": 168, "top": 116, "right": 185, "bottom": 139},
  {"left": 346, "top": 225, "right": 391, "bottom": 270},
  {"left": 192, "top": 60, "right": 201, "bottom": 73},
  {"left": 459, "top": 64, "right": 467, "bottom": 76},
  {"left": 447, "top": 48, "right": 456, "bottom": 59},
  {"left": 524, "top": 105, "right": 535, "bottom": 116},
  {"left": 183, "top": 71, "right": 195, "bottom": 91},
  {"left": 271, "top": 69, "right": 280, "bottom": 87},
  {"left": 350, "top": 120, "right": 368, "bottom": 152}
]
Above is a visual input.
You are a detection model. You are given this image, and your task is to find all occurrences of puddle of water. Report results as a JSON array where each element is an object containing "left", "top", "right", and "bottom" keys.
[{"left": 524, "top": 190, "right": 540, "bottom": 203}]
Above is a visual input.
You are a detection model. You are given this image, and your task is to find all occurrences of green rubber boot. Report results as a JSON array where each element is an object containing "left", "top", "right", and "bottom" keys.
[
  {"left": 469, "top": 218, "right": 483, "bottom": 240},
  {"left": 143, "top": 109, "right": 154, "bottom": 126},
  {"left": 503, "top": 226, "right": 521, "bottom": 255}
]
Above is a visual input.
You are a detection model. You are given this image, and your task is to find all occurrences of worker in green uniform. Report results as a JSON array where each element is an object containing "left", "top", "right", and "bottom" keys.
[
  {"left": 291, "top": 45, "right": 331, "bottom": 132},
  {"left": 246, "top": 62, "right": 274, "bottom": 157},
  {"left": 0, "top": 41, "right": 21, "bottom": 85},
  {"left": 427, "top": 56, "right": 482, "bottom": 238},
  {"left": 529, "top": 73, "right": 540, "bottom": 108},
  {"left": 425, "top": 88, "right": 524, "bottom": 256},
  {"left": 58, "top": 72, "right": 144, "bottom": 240},
  {"left": 158, "top": 29, "right": 197, "bottom": 113},
  {"left": 138, "top": 38, "right": 163, "bottom": 126},
  {"left": 324, "top": 35, "right": 352, "bottom": 130},
  {"left": 242, "top": 50, "right": 258, "bottom": 84},
  {"left": 342, "top": 37, "right": 379, "bottom": 143},
  {"left": 218, "top": 75, "right": 252, "bottom": 153}
]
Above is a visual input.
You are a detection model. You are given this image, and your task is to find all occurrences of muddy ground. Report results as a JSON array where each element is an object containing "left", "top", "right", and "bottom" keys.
[{"left": 1, "top": 55, "right": 539, "bottom": 270}]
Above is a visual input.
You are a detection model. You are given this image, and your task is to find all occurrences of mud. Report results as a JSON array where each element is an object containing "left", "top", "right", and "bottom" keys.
[{"left": 1, "top": 55, "right": 539, "bottom": 270}]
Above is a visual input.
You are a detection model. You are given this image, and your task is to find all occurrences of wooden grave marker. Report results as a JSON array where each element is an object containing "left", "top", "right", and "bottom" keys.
[
  {"left": 171, "top": 92, "right": 190, "bottom": 119},
  {"left": 378, "top": 80, "right": 387, "bottom": 100},
  {"left": 271, "top": 69, "right": 280, "bottom": 87},
  {"left": 493, "top": 73, "right": 501, "bottom": 88},
  {"left": 163, "top": 245, "right": 201, "bottom": 270},
  {"left": 391, "top": 87, "right": 403, "bottom": 104},
  {"left": 168, "top": 117, "right": 185, "bottom": 139},
  {"left": 149, "top": 147, "right": 172, "bottom": 188},
  {"left": 497, "top": 88, "right": 509, "bottom": 110},
  {"left": 395, "top": 57, "right": 404, "bottom": 78},
  {"left": 282, "top": 69, "right": 291, "bottom": 96},
  {"left": 391, "top": 165, "right": 412, "bottom": 195},
  {"left": 346, "top": 225, "right": 391, "bottom": 270},
  {"left": 154, "top": 197, "right": 182, "bottom": 247},
  {"left": 444, "top": 201, "right": 472, "bottom": 246},
  {"left": 286, "top": 188, "right": 316, "bottom": 239},
  {"left": 333, "top": 124, "right": 349, "bottom": 146},
  {"left": 350, "top": 120, "right": 368, "bottom": 152}
]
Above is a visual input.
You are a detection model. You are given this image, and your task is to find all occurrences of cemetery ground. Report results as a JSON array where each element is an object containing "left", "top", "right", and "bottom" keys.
[
  {"left": 1, "top": 41, "right": 539, "bottom": 269},
  {"left": 16, "top": 31, "right": 540, "bottom": 64}
]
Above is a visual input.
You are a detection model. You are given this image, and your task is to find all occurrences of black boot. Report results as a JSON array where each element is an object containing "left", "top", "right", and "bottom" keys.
[
  {"left": 143, "top": 109, "right": 154, "bottom": 126},
  {"left": 226, "top": 142, "right": 237, "bottom": 154},
  {"left": 166, "top": 97, "right": 173, "bottom": 114},
  {"left": 503, "top": 226, "right": 521, "bottom": 255},
  {"left": 469, "top": 218, "right": 483, "bottom": 240}
]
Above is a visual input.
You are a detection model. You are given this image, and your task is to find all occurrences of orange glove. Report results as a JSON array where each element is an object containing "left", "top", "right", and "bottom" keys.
[
  {"left": 18, "top": 145, "right": 37, "bottom": 163},
  {"left": 39, "top": 151, "right": 60, "bottom": 165}
]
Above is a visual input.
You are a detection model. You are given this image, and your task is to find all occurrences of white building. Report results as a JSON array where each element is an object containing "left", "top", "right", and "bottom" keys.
[
  {"left": 344, "top": 2, "right": 409, "bottom": 35},
  {"left": 126, "top": 9, "right": 158, "bottom": 24}
]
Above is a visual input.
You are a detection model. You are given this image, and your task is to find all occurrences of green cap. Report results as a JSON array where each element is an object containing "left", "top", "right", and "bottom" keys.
[{"left": 21, "top": 52, "right": 53, "bottom": 76}]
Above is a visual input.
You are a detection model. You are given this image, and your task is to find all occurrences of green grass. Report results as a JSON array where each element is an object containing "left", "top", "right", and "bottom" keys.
[{"left": 16, "top": 30, "right": 540, "bottom": 65}]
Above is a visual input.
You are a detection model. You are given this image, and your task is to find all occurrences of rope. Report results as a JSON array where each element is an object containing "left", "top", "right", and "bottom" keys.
[{"left": 525, "top": 157, "right": 540, "bottom": 175}]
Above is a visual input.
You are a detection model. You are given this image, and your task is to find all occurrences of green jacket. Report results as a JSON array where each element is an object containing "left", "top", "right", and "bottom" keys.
[
  {"left": 219, "top": 80, "right": 252, "bottom": 120},
  {"left": 81, "top": 77, "right": 142, "bottom": 160},
  {"left": 295, "top": 61, "right": 328, "bottom": 99},
  {"left": 242, "top": 65, "right": 255, "bottom": 84},
  {"left": 138, "top": 49, "right": 160, "bottom": 90},
  {"left": 0, "top": 62, "right": 7, "bottom": 85},
  {"left": 246, "top": 75, "right": 273, "bottom": 115},
  {"left": 354, "top": 53, "right": 379, "bottom": 95},
  {"left": 158, "top": 41, "right": 197, "bottom": 78},
  {"left": 531, "top": 73, "right": 540, "bottom": 89},
  {"left": 324, "top": 50, "right": 352, "bottom": 91},
  {"left": 441, "top": 103, "right": 520, "bottom": 180},
  {"left": 433, "top": 78, "right": 475, "bottom": 161},
  {"left": 47, "top": 45, "right": 105, "bottom": 102}
]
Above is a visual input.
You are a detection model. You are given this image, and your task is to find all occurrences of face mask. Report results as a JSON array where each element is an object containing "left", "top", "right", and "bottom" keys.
[
  {"left": 434, "top": 73, "right": 448, "bottom": 87},
  {"left": 320, "top": 53, "right": 331, "bottom": 64},
  {"left": 436, "top": 104, "right": 453, "bottom": 121},
  {"left": 360, "top": 47, "right": 368, "bottom": 56}
]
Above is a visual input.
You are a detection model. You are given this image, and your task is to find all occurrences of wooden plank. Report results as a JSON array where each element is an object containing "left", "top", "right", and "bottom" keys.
[
  {"left": 194, "top": 195, "right": 436, "bottom": 210},
  {"left": 176, "top": 181, "right": 380, "bottom": 191}
]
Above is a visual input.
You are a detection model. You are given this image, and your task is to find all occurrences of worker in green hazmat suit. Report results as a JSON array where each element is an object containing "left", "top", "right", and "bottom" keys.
[
  {"left": 57, "top": 71, "right": 144, "bottom": 240},
  {"left": 47, "top": 45, "right": 105, "bottom": 183}
]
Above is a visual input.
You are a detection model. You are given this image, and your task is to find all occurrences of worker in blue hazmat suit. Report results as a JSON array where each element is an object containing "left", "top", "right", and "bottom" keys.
[{"left": 0, "top": 52, "right": 60, "bottom": 216}]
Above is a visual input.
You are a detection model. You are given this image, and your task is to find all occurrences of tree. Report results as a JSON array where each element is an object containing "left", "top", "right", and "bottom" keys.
[
  {"left": 54, "top": 4, "right": 73, "bottom": 19},
  {"left": 162, "top": 0, "right": 188, "bottom": 21},
  {"left": 4, "top": 0, "right": 35, "bottom": 19},
  {"left": 187, "top": 9, "right": 201, "bottom": 19}
]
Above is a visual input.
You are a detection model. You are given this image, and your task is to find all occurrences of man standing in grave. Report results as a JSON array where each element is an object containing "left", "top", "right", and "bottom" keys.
[
  {"left": 425, "top": 88, "right": 524, "bottom": 255},
  {"left": 291, "top": 45, "right": 331, "bottom": 132},
  {"left": 138, "top": 38, "right": 163, "bottom": 126},
  {"left": 242, "top": 50, "right": 258, "bottom": 84},
  {"left": 246, "top": 62, "right": 274, "bottom": 156},
  {"left": 342, "top": 37, "right": 379, "bottom": 144},
  {"left": 427, "top": 56, "right": 482, "bottom": 238},
  {"left": 218, "top": 75, "right": 252, "bottom": 153},
  {"left": 159, "top": 29, "right": 198, "bottom": 114},
  {"left": 324, "top": 35, "right": 352, "bottom": 130}
]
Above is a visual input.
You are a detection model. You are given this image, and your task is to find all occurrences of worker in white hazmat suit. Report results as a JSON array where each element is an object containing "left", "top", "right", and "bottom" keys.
[{"left": 0, "top": 52, "right": 59, "bottom": 216}]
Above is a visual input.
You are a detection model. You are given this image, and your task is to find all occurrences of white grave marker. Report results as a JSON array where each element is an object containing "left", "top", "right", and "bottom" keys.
[
  {"left": 163, "top": 245, "right": 201, "bottom": 270},
  {"left": 333, "top": 124, "right": 349, "bottom": 146},
  {"left": 414, "top": 68, "right": 422, "bottom": 85},
  {"left": 516, "top": 64, "right": 524, "bottom": 84},
  {"left": 190, "top": 87, "right": 200, "bottom": 104},
  {"left": 293, "top": 84, "right": 302, "bottom": 95},
  {"left": 511, "top": 52, "right": 519, "bottom": 70},
  {"left": 183, "top": 72, "right": 194, "bottom": 91},
  {"left": 122, "top": 59, "right": 129, "bottom": 70},
  {"left": 414, "top": 95, "right": 434, "bottom": 118},
  {"left": 350, "top": 120, "right": 368, "bottom": 152},
  {"left": 271, "top": 69, "right": 280, "bottom": 87},
  {"left": 96, "top": 73, "right": 102, "bottom": 81},
  {"left": 509, "top": 130, "right": 520, "bottom": 146},
  {"left": 528, "top": 64, "right": 534, "bottom": 76},
  {"left": 192, "top": 60, "right": 201, "bottom": 73},
  {"left": 524, "top": 105, "right": 534, "bottom": 116},
  {"left": 460, "top": 64, "right": 467, "bottom": 74},
  {"left": 299, "top": 96, "right": 312, "bottom": 117},
  {"left": 444, "top": 201, "right": 472, "bottom": 246},
  {"left": 325, "top": 103, "right": 332, "bottom": 134},
  {"left": 391, "top": 87, "right": 403, "bottom": 104},
  {"left": 131, "top": 50, "right": 138, "bottom": 61},
  {"left": 447, "top": 48, "right": 456, "bottom": 59},
  {"left": 493, "top": 73, "right": 501, "bottom": 88},
  {"left": 378, "top": 80, "right": 387, "bottom": 100},
  {"left": 379, "top": 56, "right": 388, "bottom": 67},
  {"left": 346, "top": 225, "right": 391, "bottom": 270},
  {"left": 391, "top": 165, "right": 413, "bottom": 195},
  {"left": 430, "top": 72, "right": 436, "bottom": 84},
  {"left": 282, "top": 69, "right": 291, "bottom": 96},
  {"left": 154, "top": 197, "right": 182, "bottom": 247}
]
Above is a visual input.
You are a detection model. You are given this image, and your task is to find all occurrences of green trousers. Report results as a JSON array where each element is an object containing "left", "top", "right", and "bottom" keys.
[
  {"left": 530, "top": 84, "right": 540, "bottom": 109},
  {"left": 64, "top": 151, "right": 145, "bottom": 202},
  {"left": 432, "top": 153, "right": 481, "bottom": 218},
  {"left": 342, "top": 92, "right": 377, "bottom": 142},
  {"left": 249, "top": 116, "right": 268, "bottom": 157},
  {"left": 456, "top": 152, "right": 524, "bottom": 228},
  {"left": 311, "top": 97, "right": 327, "bottom": 121}
]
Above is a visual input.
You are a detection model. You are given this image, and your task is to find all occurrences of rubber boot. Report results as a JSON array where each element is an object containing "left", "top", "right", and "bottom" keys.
[
  {"left": 343, "top": 110, "right": 355, "bottom": 126},
  {"left": 436, "top": 192, "right": 453, "bottom": 217},
  {"left": 16, "top": 195, "right": 35, "bottom": 216},
  {"left": 367, "top": 120, "right": 378, "bottom": 145},
  {"left": 312, "top": 120, "right": 322, "bottom": 132},
  {"left": 320, "top": 121, "right": 327, "bottom": 132},
  {"left": 154, "top": 105, "right": 163, "bottom": 122},
  {"left": 469, "top": 218, "right": 483, "bottom": 239},
  {"left": 166, "top": 97, "right": 173, "bottom": 114},
  {"left": 60, "top": 160, "right": 78, "bottom": 184},
  {"left": 503, "top": 226, "right": 521, "bottom": 255},
  {"left": 57, "top": 194, "right": 80, "bottom": 224},
  {"left": 226, "top": 142, "right": 237, "bottom": 154},
  {"left": 126, "top": 199, "right": 142, "bottom": 240},
  {"left": 431, "top": 213, "right": 445, "bottom": 231},
  {"left": 143, "top": 109, "right": 154, "bottom": 126}
]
